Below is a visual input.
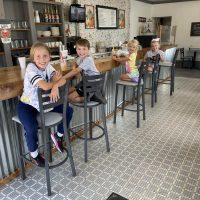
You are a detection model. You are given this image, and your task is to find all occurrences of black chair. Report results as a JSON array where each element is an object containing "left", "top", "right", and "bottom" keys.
[
  {"left": 12, "top": 82, "right": 76, "bottom": 196},
  {"left": 157, "top": 48, "right": 179, "bottom": 96},
  {"left": 180, "top": 48, "right": 193, "bottom": 68},
  {"left": 70, "top": 73, "right": 110, "bottom": 162},
  {"left": 113, "top": 62, "right": 146, "bottom": 128},
  {"left": 144, "top": 54, "right": 160, "bottom": 107}
]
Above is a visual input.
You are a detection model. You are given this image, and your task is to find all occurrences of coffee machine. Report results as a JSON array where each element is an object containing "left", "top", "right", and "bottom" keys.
[{"left": 66, "top": 36, "right": 81, "bottom": 55}]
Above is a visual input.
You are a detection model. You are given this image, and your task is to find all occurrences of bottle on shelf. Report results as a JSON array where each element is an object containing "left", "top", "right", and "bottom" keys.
[
  {"left": 50, "top": 5, "right": 55, "bottom": 23},
  {"left": 44, "top": 6, "right": 49, "bottom": 23},
  {"left": 35, "top": 10, "right": 40, "bottom": 23},
  {"left": 33, "top": 9, "right": 36, "bottom": 22},
  {"left": 47, "top": 6, "right": 52, "bottom": 23},
  {"left": 55, "top": 6, "right": 60, "bottom": 23}
]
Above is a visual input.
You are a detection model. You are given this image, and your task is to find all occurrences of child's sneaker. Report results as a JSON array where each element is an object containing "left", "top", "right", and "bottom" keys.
[
  {"left": 51, "top": 133, "right": 63, "bottom": 153},
  {"left": 31, "top": 154, "right": 45, "bottom": 167}
]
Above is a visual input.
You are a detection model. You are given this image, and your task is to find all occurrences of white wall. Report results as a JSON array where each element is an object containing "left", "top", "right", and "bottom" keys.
[
  {"left": 130, "top": 0, "right": 152, "bottom": 39},
  {"left": 151, "top": 1, "right": 200, "bottom": 56},
  {"left": 130, "top": 0, "right": 200, "bottom": 60}
]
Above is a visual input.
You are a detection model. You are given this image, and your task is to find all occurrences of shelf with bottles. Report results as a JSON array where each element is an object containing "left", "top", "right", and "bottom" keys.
[
  {"left": 30, "top": 1, "right": 65, "bottom": 48},
  {"left": 33, "top": 3, "right": 61, "bottom": 24}
]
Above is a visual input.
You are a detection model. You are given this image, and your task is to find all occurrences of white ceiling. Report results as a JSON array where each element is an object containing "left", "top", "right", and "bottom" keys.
[{"left": 136, "top": 0, "right": 200, "bottom": 4}]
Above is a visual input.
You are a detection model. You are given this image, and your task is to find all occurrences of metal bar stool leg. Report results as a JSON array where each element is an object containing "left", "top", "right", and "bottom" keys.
[
  {"left": 43, "top": 129, "right": 51, "bottom": 196},
  {"left": 171, "top": 67, "right": 174, "bottom": 93},
  {"left": 151, "top": 74, "right": 155, "bottom": 107},
  {"left": 157, "top": 65, "right": 161, "bottom": 87},
  {"left": 84, "top": 105, "right": 88, "bottom": 162},
  {"left": 142, "top": 85, "right": 146, "bottom": 120},
  {"left": 170, "top": 65, "right": 173, "bottom": 96},
  {"left": 15, "top": 124, "right": 26, "bottom": 180},
  {"left": 64, "top": 127, "right": 76, "bottom": 176},
  {"left": 132, "top": 88, "right": 136, "bottom": 105},
  {"left": 113, "top": 84, "right": 119, "bottom": 124},
  {"left": 121, "top": 85, "right": 126, "bottom": 116},
  {"left": 155, "top": 72, "right": 158, "bottom": 103},
  {"left": 137, "top": 86, "right": 140, "bottom": 128},
  {"left": 47, "top": 129, "right": 52, "bottom": 163},
  {"left": 101, "top": 104, "right": 110, "bottom": 152},
  {"left": 89, "top": 108, "right": 93, "bottom": 139}
]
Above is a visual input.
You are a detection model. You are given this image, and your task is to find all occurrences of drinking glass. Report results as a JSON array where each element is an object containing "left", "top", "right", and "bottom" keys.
[
  {"left": 11, "top": 20, "right": 16, "bottom": 29},
  {"left": 14, "top": 40, "right": 19, "bottom": 48},
  {"left": 22, "top": 21, "right": 28, "bottom": 29}
]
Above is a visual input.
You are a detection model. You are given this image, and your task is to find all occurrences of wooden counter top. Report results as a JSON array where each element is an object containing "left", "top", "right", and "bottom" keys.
[{"left": 0, "top": 57, "right": 118, "bottom": 101}]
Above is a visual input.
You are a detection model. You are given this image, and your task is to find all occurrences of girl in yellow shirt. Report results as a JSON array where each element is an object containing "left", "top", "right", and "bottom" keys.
[{"left": 112, "top": 39, "right": 139, "bottom": 82}]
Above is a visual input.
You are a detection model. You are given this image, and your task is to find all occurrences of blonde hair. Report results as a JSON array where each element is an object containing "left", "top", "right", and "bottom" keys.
[
  {"left": 128, "top": 39, "right": 139, "bottom": 51},
  {"left": 76, "top": 38, "right": 90, "bottom": 49},
  {"left": 30, "top": 42, "right": 51, "bottom": 62}
]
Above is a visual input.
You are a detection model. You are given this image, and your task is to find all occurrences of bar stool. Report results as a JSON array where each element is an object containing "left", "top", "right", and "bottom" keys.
[
  {"left": 12, "top": 82, "right": 76, "bottom": 196},
  {"left": 113, "top": 62, "right": 146, "bottom": 128},
  {"left": 180, "top": 48, "right": 193, "bottom": 68},
  {"left": 70, "top": 73, "right": 110, "bottom": 162},
  {"left": 144, "top": 54, "right": 160, "bottom": 107},
  {"left": 157, "top": 48, "right": 179, "bottom": 96}
]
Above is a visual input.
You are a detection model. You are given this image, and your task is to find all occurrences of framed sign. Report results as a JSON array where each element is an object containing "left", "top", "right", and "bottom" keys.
[
  {"left": 85, "top": 5, "right": 95, "bottom": 29},
  {"left": 118, "top": 9, "right": 125, "bottom": 29},
  {"left": 96, "top": 5, "right": 117, "bottom": 29},
  {"left": 190, "top": 22, "right": 200, "bottom": 36}
]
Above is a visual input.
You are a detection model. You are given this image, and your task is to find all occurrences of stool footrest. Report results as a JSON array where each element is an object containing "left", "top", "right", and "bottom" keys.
[
  {"left": 69, "top": 122, "right": 105, "bottom": 141},
  {"left": 21, "top": 146, "right": 69, "bottom": 169}
]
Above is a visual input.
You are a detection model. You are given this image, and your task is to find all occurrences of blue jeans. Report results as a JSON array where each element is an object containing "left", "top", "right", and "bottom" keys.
[{"left": 17, "top": 101, "right": 73, "bottom": 152}]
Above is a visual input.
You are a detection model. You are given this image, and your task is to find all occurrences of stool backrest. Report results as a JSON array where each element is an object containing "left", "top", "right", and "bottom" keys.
[
  {"left": 179, "top": 48, "right": 184, "bottom": 58},
  {"left": 172, "top": 48, "right": 179, "bottom": 66},
  {"left": 82, "top": 73, "right": 106, "bottom": 101},
  {"left": 38, "top": 82, "right": 69, "bottom": 122},
  {"left": 138, "top": 61, "right": 146, "bottom": 85},
  {"left": 164, "top": 47, "right": 176, "bottom": 62}
]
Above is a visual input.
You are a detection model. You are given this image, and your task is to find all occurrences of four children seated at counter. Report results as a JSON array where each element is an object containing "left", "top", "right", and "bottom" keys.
[{"left": 17, "top": 37, "right": 165, "bottom": 167}]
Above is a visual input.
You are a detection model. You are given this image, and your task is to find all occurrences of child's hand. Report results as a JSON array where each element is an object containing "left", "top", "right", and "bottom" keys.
[
  {"left": 54, "top": 70, "right": 62, "bottom": 80},
  {"left": 50, "top": 84, "right": 60, "bottom": 102},
  {"left": 112, "top": 55, "right": 118, "bottom": 61}
]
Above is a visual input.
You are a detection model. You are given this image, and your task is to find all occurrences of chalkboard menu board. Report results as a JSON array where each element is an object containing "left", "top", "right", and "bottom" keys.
[{"left": 190, "top": 22, "right": 200, "bottom": 36}]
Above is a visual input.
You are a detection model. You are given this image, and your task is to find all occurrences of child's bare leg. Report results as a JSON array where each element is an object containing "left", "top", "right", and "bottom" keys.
[
  {"left": 120, "top": 74, "right": 131, "bottom": 81},
  {"left": 68, "top": 91, "right": 84, "bottom": 103},
  {"left": 68, "top": 86, "right": 76, "bottom": 94}
]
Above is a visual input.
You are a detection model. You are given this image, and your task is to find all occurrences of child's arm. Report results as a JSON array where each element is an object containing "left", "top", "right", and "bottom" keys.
[
  {"left": 112, "top": 55, "right": 129, "bottom": 63},
  {"left": 50, "top": 77, "right": 66, "bottom": 102},
  {"left": 37, "top": 80, "right": 54, "bottom": 91},
  {"left": 37, "top": 74, "right": 66, "bottom": 102},
  {"left": 62, "top": 66, "right": 82, "bottom": 80},
  {"left": 160, "top": 53, "right": 165, "bottom": 62}
]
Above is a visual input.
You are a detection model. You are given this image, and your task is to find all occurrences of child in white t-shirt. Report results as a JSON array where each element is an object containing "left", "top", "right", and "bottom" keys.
[{"left": 144, "top": 39, "right": 164, "bottom": 72}]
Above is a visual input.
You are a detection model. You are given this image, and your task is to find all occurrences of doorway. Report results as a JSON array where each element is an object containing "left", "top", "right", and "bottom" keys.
[{"left": 153, "top": 16, "right": 172, "bottom": 44}]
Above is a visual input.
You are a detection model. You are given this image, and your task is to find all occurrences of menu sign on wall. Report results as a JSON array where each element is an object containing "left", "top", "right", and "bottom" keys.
[
  {"left": 96, "top": 5, "right": 117, "bottom": 29},
  {"left": 190, "top": 22, "right": 200, "bottom": 36}
]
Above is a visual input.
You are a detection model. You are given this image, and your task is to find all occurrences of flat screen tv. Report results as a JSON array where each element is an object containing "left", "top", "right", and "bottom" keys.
[{"left": 69, "top": 4, "right": 85, "bottom": 23}]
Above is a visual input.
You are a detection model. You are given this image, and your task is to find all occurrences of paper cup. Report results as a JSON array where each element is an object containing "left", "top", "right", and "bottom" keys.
[{"left": 18, "top": 57, "right": 26, "bottom": 78}]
